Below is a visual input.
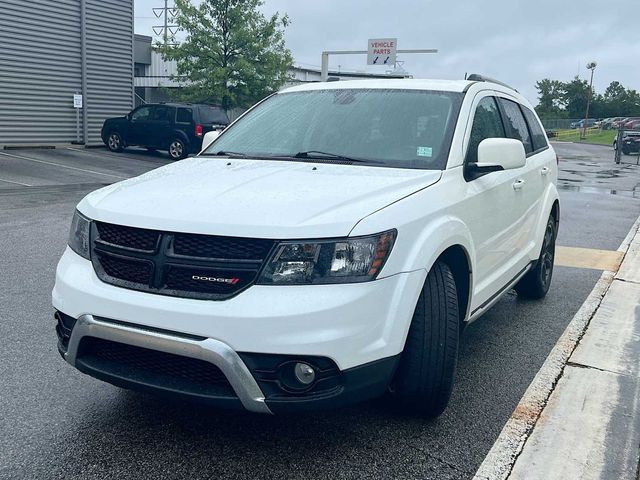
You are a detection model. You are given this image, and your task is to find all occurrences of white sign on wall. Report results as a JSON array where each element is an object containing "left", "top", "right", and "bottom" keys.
[
  {"left": 73, "top": 94, "right": 83, "bottom": 109},
  {"left": 367, "top": 38, "right": 397, "bottom": 66}
]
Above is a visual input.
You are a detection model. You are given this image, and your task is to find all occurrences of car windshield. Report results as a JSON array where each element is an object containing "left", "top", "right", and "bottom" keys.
[{"left": 203, "top": 88, "right": 463, "bottom": 169}]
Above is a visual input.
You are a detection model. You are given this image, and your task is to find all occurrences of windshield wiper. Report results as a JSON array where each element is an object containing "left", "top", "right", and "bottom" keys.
[
  {"left": 293, "top": 151, "right": 382, "bottom": 164},
  {"left": 201, "top": 150, "right": 249, "bottom": 158}
]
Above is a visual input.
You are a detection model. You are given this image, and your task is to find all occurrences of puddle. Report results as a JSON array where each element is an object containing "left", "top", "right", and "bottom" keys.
[{"left": 557, "top": 184, "right": 639, "bottom": 198}]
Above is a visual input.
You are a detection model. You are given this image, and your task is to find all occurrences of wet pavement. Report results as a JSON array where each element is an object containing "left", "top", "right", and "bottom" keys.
[{"left": 1, "top": 143, "right": 640, "bottom": 479}]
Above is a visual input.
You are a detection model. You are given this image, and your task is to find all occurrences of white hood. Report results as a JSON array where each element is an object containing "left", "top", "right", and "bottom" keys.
[{"left": 78, "top": 157, "right": 441, "bottom": 238}]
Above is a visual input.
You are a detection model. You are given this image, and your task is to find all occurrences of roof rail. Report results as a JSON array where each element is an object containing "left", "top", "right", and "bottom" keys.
[{"left": 466, "top": 74, "right": 518, "bottom": 92}]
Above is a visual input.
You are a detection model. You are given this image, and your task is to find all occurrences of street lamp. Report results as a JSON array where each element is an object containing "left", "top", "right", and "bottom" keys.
[{"left": 581, "top": 61, "right": 597, "bottom": 140}]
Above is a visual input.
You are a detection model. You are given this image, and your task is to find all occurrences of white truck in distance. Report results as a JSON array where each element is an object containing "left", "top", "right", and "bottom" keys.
[{"left": 54, "top": 77, "right": 559, "bottom": 416}]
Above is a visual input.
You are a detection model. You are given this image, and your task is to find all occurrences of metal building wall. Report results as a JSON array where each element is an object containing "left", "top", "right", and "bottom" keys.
[
  {"left": 0, "top": 0, "right": 83, "bottom": 145},
  {"left": 0, "top": 0, "right": 133, "bottom": 147},
  {"left": 85, "top": 0, "right": 134, "bottom": 145}
]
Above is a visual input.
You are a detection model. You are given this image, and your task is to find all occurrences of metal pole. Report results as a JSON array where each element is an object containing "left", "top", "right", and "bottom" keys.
[
  {"left": 582, "top": 65, "right": 595, "bottom": 140},
  {"left": 75, "top": 92, "right": 80, "bottom": 143},
  {"left": 321, "top": 52, "right": 329, "bottom": 81},
  {"left": 163, "top": 0, "right": 168, "bottom": 45}
]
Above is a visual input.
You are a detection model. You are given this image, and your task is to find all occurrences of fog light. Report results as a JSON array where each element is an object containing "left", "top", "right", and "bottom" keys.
[{"left": 294, "top": 362, "right": 316, "bottom": 385}]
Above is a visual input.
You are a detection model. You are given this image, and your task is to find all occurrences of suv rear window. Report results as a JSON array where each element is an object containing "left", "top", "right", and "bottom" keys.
[
  {"left": 198, "top": 106, "right": 229, "bottom": 125},
  {"left": 521, "top": 107, "right": 548, "bottom": 152},
  {"left": 176, "top": 108, "right": 193, "bottom": 124}
]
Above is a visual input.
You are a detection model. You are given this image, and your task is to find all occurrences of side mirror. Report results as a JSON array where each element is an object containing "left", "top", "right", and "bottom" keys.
[
  {"left": 466, "top": 138, "right": 526, "bottom": 180},
  {"left": 200, "top": 130, "right": 220, "bottom": 153}
]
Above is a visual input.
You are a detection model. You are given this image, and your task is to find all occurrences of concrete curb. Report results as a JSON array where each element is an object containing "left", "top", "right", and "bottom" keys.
[{"left": 474, "top": 215, "right": 640, "bottom": 480}]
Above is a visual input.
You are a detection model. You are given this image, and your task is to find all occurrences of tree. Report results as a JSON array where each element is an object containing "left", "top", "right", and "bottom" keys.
[
  {"left": 157, "top": 0, "right": 293, "bottom": 111},
  {"left": 562, "top": 76, "right": 589, "bottom": 118},
  {"left": 534, "top": 79, "right": 566, "bottom": 119}
]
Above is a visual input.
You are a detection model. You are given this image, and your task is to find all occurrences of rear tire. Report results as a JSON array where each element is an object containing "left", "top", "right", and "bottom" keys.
[
  {"left": 168, "top": 138, "right": 187, "bottom": 160},
  {"left": 390, "top": 260, "right": 460, "bottom": 417},
  {"left": 515, "top": 214, "right": 556, "bottom": 299},
  {"left": 106, "top": 131, "right": 124, "bottom": 152}
]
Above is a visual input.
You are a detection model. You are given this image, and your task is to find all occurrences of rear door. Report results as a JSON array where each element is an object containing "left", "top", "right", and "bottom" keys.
[
  {"left": 497, "top": 96, "right": 550, "bottom": 261},
  {"left": 148, "top": 105, "right": 174, "bottom": 148}
]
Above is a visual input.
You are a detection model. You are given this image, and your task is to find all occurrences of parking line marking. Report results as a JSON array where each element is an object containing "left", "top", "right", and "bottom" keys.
[
  {"left": 555, "top": 246, "right": 624, "bottom": 271},
  {"left": 0, "top": 176, "right": 32, "bottom": 186},
  {"left": 0, "top": 151, "right": 126, "bottom": 180}
]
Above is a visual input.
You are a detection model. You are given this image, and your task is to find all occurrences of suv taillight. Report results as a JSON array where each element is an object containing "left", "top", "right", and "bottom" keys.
[{"left": 195, "top": 124, "right": 203, "bottom": 137}]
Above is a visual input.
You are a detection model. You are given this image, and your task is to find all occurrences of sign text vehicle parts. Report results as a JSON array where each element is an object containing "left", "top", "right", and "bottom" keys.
[{"left": 367, "top": 38, "right": 397, "bottom": 65}]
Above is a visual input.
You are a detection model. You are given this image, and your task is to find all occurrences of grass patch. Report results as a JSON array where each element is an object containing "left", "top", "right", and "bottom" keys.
[{"left": 551, "top": 129, "right": 616, "bottom": 146}]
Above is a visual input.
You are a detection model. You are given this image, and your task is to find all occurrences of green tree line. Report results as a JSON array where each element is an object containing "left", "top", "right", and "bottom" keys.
[{"left": 535, "top": 77, "right": 640, "bottom": 120}]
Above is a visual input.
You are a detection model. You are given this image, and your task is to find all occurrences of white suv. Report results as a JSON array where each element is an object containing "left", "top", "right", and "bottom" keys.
[{"left": 54, "top": 77, "right": 559, "bottom": 417}]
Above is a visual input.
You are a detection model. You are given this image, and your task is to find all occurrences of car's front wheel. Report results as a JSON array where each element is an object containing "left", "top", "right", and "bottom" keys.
[
  {"left": 106, "top": 132, "right": 124, "bottom": 152},
  {"left": 168, "top": 139, "right": 187, "bottom": 160},
  {"left": 515, "top": 214, "right": 556, "bottom": 299},
  {"left": 390, "top": 260, "right": 460, "bottom": 417}
]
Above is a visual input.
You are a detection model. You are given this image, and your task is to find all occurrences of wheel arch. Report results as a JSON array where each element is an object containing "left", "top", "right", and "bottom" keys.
[{"left": 438, "top": 245, "right": 472, "bottom": 325}]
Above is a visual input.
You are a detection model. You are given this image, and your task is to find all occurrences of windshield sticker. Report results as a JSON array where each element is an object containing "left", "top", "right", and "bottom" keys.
[{"left": 417, "top": 146, "right": 433, "bottom": 157}]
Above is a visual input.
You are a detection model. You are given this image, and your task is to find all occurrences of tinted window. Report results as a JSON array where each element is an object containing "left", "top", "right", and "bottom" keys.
[
  {"left": 130, "top": 106, "right": 152, "bottom": 121},
  {"left": 499, "top": 98, "right": 533, "bottom": 154},
  {"left": 466, "top": 97, "right": 505, "bottom": 163},
  {"left": 177, "top": 108, "right": 193, "bottom": 123},
  {"left": 204, "top": 89, "right": 463, "bottom": 170},
  {"left": 151, "top": 106, "right": 173, "bottom": 121},
  {"left": 198, "top": 106, "right": 229, "bottom": 125},
  {"left": 521, "top": 107, "right": 548, "bottom": 152}
]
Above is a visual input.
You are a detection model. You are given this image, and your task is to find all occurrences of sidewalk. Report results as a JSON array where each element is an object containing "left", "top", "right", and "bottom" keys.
[{"left": 476, "top": 218, "right": 640, "bottom": 480}]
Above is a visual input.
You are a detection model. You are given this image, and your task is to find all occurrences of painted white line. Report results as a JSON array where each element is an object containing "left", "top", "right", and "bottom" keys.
[
  {"left": 0, "top": 176, "right": 32, "bottom": 187},
  {"left": 65, "top": 146, "right": 127, "bottom": 160},
  {"left": 473, "top": 214, "right": 640, "bottom": 480},
  {"left": 0, "top": 151, "right": 126, "bottom": 180}
]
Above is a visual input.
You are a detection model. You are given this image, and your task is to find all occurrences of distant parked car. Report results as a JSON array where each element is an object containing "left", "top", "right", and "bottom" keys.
[
  {"left": 623, "top": 118, "right": 640, "bottom": 129},
  {"left": 613, "top": 118, "right": 631, "bottom": 129},
  {"left": 603, "top": 117, "right": 624, "bottom": 130},
  {"left": 101, "top": 103, "right": 230, "bottom": 160},
  {"left": 613, "top": 130, "right": 640, "bottom": 151},
  {"left": 621, "top": 136, "right": 640, "bottom": 155},
  {"left": 571, "top": 119, "right": 596, "bottom": 129}
]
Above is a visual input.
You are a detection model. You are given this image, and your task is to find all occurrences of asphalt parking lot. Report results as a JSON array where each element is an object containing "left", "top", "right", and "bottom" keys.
[{"left": 1, "top": 143, "right": 640, "bottom": 479}]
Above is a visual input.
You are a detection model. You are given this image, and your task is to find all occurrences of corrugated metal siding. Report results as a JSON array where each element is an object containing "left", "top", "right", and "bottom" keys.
[
  {"left": 85, "top": 0, "right": 133, "bottom": 145},
  {"left": 0, "top": 0, "right": 83, "bottom": 144}
]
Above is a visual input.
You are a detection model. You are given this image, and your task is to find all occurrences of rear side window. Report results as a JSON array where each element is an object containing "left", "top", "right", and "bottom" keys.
[
  {"left": 152, "top": 106, "right": 173, "bottom": 121},
  {"left": 498, "top": 98, "right": 533, "bottom": 154},
  {"left": 466, "top": 96, "right": 506, "bottom": 163},
  {"left": 521, "top": 107, "right": 548, "bottom": 152},
  {"left": 198, "top": 106, "right": 229, "bottom": 125},
  {"left": 176, "top": 108, "right": 193, "bottom": 123}
]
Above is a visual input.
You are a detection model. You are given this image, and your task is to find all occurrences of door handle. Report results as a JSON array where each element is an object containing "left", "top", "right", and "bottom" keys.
[
  {"left": 540, "top": 166, "right": 550, "bottom": 176},
  {"left": 513, "top": 179, "right": 526, "bottom": 190}
]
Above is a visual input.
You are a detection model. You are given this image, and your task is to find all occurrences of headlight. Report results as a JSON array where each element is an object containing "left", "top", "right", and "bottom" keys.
[
  {"left": 68, "top": 210, "right": 91, "bottom": 259},
  {"left": 257, "top": 230, "right": 396, "bottom": 285}
]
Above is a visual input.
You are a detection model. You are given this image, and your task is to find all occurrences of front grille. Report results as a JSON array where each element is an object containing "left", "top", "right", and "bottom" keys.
[
  {"left": 91, "top": 222, "right": 275, "bottom": 300},
  {"left": 77, "top": 337, "right": 235, "bottom": 397},
  {"left": 96, "top": 222, "right": 159, "bottom": 251},
  {"left": 174, "top": 233, "right": 273, "bottom": 260}
]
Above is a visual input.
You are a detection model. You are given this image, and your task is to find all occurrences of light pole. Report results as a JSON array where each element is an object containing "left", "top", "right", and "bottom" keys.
[{"left": 581, "top": 61, "right": 597, "bottom": 140}]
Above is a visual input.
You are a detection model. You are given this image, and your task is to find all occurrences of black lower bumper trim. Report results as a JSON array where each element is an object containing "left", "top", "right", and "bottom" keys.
[{"left": 264, "top": 355, "right": 400, "bottom": 414}]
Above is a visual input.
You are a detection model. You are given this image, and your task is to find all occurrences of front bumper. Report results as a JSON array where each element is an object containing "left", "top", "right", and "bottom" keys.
[
  {"left": 57, "top": 313, "right": 400, "bottom": 413},
  {"left": 53, "top": 248, "right": 425, "bottom": 412}
]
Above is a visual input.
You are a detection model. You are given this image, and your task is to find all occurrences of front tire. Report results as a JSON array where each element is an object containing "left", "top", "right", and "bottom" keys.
[
  {"left": 390, "top": 260, "right": 460, "bottom": 417},
  {"left": 515, "top": 214, "right": 556, "bottom": 299},
  {"left": 106, "top": 131, "right": 124, "bottom": 152},
  {"left": 168, "top": 139, "right": 187, "bottom": 160}
]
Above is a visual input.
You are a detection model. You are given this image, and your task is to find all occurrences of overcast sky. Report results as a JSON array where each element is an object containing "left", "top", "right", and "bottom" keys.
[{"left": 134, "top": 0, "right": 637, "bottom": 103}]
